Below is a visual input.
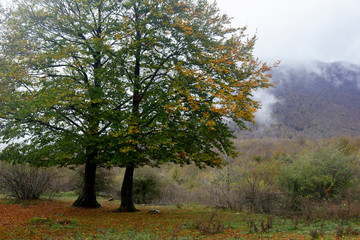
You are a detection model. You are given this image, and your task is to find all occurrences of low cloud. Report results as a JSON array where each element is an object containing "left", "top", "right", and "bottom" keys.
[{"left": 252, "top": 89, "right": 279, "bottom": 126}]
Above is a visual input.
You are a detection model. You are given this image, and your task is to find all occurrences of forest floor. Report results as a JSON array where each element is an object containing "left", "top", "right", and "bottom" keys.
[{"left": 0, "top": 195, "right": 359, "bottom": 239}]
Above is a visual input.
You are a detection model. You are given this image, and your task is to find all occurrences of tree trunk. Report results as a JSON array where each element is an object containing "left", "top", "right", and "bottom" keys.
[
  {"left": 73, "top": 161, "right": 101, "bottom": 208},
  {"left": 118, "top": 165, "right": 137, "bottom": 212}
]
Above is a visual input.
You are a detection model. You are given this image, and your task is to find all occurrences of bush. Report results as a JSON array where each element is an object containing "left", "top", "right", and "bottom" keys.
[
  {"left": 132, "top": 171, "right": 161, "bottom": 204},
  {"left": 71, "top": 166, "right": 116, "bottom": 196},
  {"left": 234, "top": 159, "right": 281, "bottom": 213},
  {"left": 276, "top": 143, "right": 358, "bottom": 210},
  {"left": 194, "top": 209, "right": 225, "bottom": 234},
  {"left": 202, "top": 164, "right": 240, "bottom": 209},
  {"left": 199, "top": 159, "right": 281, "bottom": 213},
  {"left": 0, "top": 163, "right": 56, "bottom": 200}
]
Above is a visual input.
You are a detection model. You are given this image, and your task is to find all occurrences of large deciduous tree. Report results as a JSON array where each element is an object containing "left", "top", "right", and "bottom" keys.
[
  {"left": 0, "top": 0, "right": 274, "bottom": 210},
  {"left": 0, "top": 0, "right": 126, "bottom": 208},
  {"left": 109, "top": 0, "right": 274, "bottom": 212}
]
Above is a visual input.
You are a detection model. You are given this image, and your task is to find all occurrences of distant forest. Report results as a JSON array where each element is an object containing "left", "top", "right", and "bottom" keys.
[{"left": 235, "top": 61, "right": 360, "bottom": 139}]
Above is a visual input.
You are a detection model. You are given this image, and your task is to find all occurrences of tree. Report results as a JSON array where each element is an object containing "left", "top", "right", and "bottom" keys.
[
  {"left": 110, "top": 0, "right": 274, "bottom": 212},
  {"left": 0, "top": 0, "right": 126, "bottom": 208},
  {"left": 0, "top": 0, "right": 273, "bottom": 210}
]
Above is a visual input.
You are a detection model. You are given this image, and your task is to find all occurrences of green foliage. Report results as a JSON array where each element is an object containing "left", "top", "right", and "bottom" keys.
[
  {"left": 96, "top": 229, "right": 161, "bottom": 240},
  {"left": 28, "top": 217, "right": 51, "bottom": 224},
  {"left": 0, "top": 0, "right": 273, "bottom": 169},
  {"left": 276, "top": 143, "right": 358, "bottom": 204},
  {"left": 335, "top": 136, "right": 360, "bottom": 156},
  {"left": 132, "top": 171, "right": 161, "bottom": 204}
]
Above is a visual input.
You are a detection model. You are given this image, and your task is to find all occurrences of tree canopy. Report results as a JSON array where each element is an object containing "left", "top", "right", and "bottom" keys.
[{"left": 0, "top": 0, "right": 273, "bottom": 209}]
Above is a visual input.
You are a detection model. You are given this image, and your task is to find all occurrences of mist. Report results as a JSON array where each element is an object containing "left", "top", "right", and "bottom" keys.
[{"left": 252, "top": 88, "right": 279, "bottom": 126}]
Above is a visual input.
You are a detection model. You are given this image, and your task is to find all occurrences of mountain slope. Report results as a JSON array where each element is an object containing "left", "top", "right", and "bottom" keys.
[{"left": 238, "top": 61, "right": 360, "bottom": 139}]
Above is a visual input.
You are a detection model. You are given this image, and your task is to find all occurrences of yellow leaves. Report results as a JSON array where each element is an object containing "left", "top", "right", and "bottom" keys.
[
  {"left": 126, "top": 139, "right": 139, "bottom": 145},
  {"left": 210, "top": 105, "right": 227, "bottom": 115},
  {"left": 111, "top": 125, "right": 141, "bottom": 138},
  {"left": 119, "top": 146, "right": 136, "bottom": 153},
  {"left": 205, "top": 120, "right": 216, "bottom": 130},
  {"left": 110, "top": 131, "right": 120, "bottom": 138},
  {"left": 90, "top": 99, "right": 102, "bottom": 104},
  {"left": 127, "top": 125, "right": 141, "bottom": 135},
  {"left": 173, "top": 18, "right": 194, "bottom": 36}
]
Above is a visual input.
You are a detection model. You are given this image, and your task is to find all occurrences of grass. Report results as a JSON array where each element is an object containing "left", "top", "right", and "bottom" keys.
[{"left": 1, "top": 194, "right": 360, "bottom": 239}]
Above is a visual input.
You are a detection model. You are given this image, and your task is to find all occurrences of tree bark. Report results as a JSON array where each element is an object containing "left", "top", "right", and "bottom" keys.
[
  {"left": 73, "top": 161, "right": 101, "bottom": 208},
  {"left": 118, "top": 165, "right": 137, "bottom": 212}
]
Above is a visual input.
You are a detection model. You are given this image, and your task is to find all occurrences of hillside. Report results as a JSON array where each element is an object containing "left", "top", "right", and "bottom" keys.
[{"left": 237, "top": 61, "right": 360, "bottom": 139}]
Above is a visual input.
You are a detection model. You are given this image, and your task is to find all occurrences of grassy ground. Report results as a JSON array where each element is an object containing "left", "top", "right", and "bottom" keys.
[{"left": 0, "top": 194, "right": 360, "bottom": 239}]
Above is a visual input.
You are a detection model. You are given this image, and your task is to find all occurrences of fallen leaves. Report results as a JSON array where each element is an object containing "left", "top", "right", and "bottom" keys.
[{"left": 0, "top": 199, "right": 346, "bottom": 239}]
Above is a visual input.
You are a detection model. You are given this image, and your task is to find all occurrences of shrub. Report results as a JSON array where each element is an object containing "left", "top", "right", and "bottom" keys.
[
  {"left": 71, "top": 166, "right": 116, "bottom": 196},
  {"left": 276, "top": 143, "right": 358, "bottom": 210},
  {"left": 194, "top": 209, "right": 225, "bottom": 234},
  {"left": 203, "top": 164, "right": 241, "bottom": 210},
  {"left": 132, "top": 171, "right": 161, "bottom": 204},
  {"left": 0, "top": 163, "right": 56, "bottom": 200},
  {"left": 236, "top": 159, "right": 281, "bottom": 213},
  {"left": 199, "top": 158, "right": 281, "bottom": 213}
]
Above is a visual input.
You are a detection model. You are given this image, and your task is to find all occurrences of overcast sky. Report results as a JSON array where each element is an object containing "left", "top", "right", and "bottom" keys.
[
  {"left": 216, "top": 0, "right": 360, "bottom": 65},
  {"left": 1, "top": 0, "right": 359, "bottom": 65}
]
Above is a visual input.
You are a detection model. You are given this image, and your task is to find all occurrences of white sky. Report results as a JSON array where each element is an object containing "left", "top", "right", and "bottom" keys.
[
  {"left": 216, "top": 0, "right": 360, "bottom": 65},
  {"left": 1, "top": 0, "right": 359, "bottom": 65}
]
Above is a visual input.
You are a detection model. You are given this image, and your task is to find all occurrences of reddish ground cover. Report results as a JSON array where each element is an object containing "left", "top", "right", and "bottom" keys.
[{"left": 0, "top": 199, "right": 341, "bottom": 239}]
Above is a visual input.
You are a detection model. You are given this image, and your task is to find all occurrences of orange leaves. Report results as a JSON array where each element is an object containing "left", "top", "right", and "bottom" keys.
[
  {"left": 173, "top": 17, "right": 194, "bottom": 36},
  {"left": 171, "top": 28, "right": 273, "bottom": 126},
  {"left": 0, "top": 198, "right": 327, "bottom": 239}
]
